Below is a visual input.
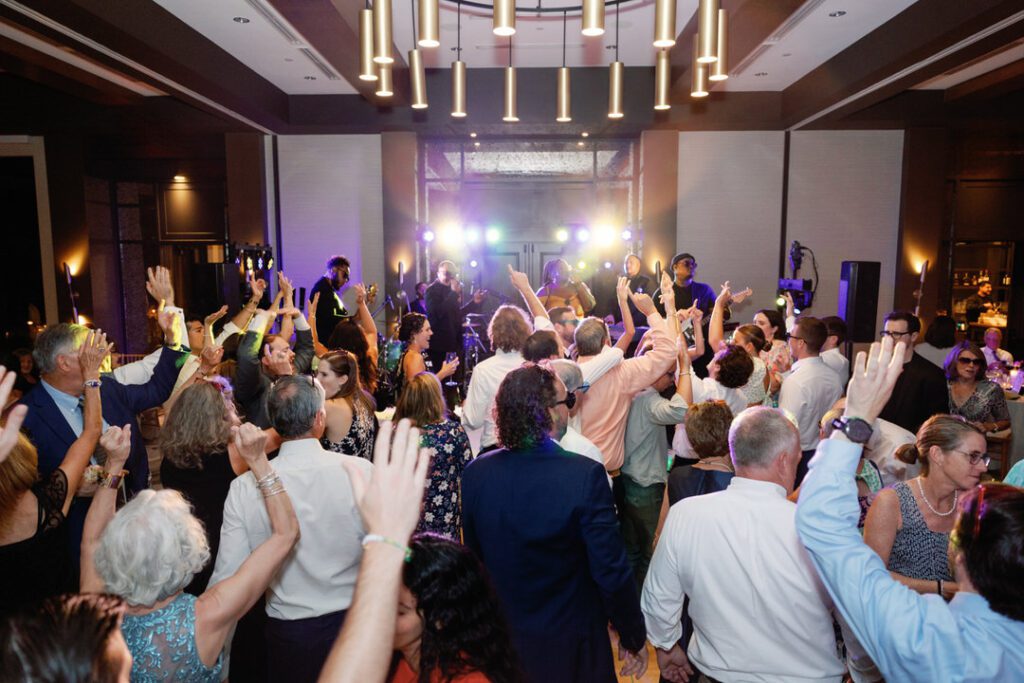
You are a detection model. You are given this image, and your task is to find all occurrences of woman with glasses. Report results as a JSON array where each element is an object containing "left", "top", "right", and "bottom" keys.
[
  {"left": 863, "top": 415, "right": 989, "bottom": 598},
  {"left": 943, "top": 340, "right": 1011, "bottom": 434},
  {"left": 393, "top": 372, "right": 472, "bottom": 540}
]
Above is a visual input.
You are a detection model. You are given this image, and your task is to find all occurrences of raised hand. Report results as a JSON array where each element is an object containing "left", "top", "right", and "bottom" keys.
[
  {"left": 204, "top": 305, "right": 228, "bottom": 348},
  {"left": 507, "top": 264, "right": 531, "bottom": 292},
  {"left": 248, "top": 272, "right": 267, "bottom": 304},
  {"left": 630, "top": 291, "right": 657, "bottom": 317},
  {"left": 263, "top": 344, "right": 293, "bottom": 376},
  {"left": 278, "top": 271, "right": 295, "bottom": 307},
  {"left": 342, "top": 419, "right": 430, "bottom": 542},
  {"left": 198, "top": 344, "right": 224, "bottom": 376},
  {"left": 0, "top": 367, "right": 28, "bottom": 463},
  {"left": 98, "top": 424, "right": 132, "bottom": 472},
  {"left": 308, "top": 291, "right": 321, "bottom": 320},
  {"left": 844, "top": 335, "right": 906, "bottom": 424},
  {"left": 231, "top": 423, "right": 269, "bottom": 466},
  {"left": 78, "top": 330, "right": 109, "bottom": 380},
  {"left": 660, "top": 271, "right": 675, "bottom": 303},
  {"left": 615, "top": 276, "right": 631, "bottom": 302},
  {"left": 267, "top": 290, "right": 285, "bottom": 319},
  {"left": 156, "top": 303, "right": 181, "bottom": 348},
  {"left": 353, "top": 283, "right": 367, "bottom": 306},
  {"left": 716, "top": 281, "right": 733, "bottom": 306},
  {"left": 730, "top": 287, "right": 753, "bottom": 305},
  {"left": 145, "top": 266, "right": 175, "bottom": 307},
  {"left": 782, "top": 291, "right": 795, "bottom": 319},
  {"left": 691, "top": 308, "right": 704, "bottom": 324}
]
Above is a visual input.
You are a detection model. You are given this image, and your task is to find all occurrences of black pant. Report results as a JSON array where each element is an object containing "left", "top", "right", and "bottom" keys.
[
  {"left": 265, "top": 609, "right": 347, "bottom": 683},
  {"left": 796, "top": 449, "right": 816, "bottom": 488}
]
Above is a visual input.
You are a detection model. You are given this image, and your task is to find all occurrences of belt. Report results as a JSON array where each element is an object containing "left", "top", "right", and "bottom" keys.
[{"left": 608, "top": 468, "right": 621, "bottom": 477}]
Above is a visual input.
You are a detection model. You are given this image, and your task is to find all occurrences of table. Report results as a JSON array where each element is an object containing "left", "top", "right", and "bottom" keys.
[{"left": 1007, "top": 397, "right": 1024, "bottom": 470}]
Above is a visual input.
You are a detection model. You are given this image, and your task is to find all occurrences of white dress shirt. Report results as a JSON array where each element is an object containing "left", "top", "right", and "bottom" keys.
[
  {"left": 865, "top": 418, "right": 918, "bottom": 485},
  {"left": 113, "top": 320, "right": 241, "bottom": 392},
  {"left": 462, "top": 349, "right": 525, "bottom": 449},
  {"left": 557, "top": 426, "right": 611, "bottom": 488},
  {"left": 982, "top": 345, "right": 1014, "bottom": 367},
  {"left": 209, "top": 438, "right": 372, "bottom": 620},
  {"left": 778, "top": 356, "right": 843, "bottom": 451},
  {"left": 820, "top": 347, "right": 849, "bottom": 387},
  {"left": 642, "top": 477, "right": 845, "bottom": 683},
  {"left": 689, "top": 375, "right": 749, "bottom": 417}
]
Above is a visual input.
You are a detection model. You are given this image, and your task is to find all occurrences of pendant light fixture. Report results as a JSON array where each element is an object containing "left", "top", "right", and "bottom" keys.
[
  {"left": 696, "top": 0, "right": 718, "bottom": 63},
  {"left": 691, "top": 36, "right": 708, "bottom": 97},
  {"left": 503, "top": 37, "right": 518, "bottom": 121},
  {"left": 653, "top": 0, "right": 676, "bottom": 48},
  {"left": 654, "top": 49, "right": 670, "bottom": 110},
  {"left": 451, "top": 0, "right": 467, "bottom": 117},
  {"left": 709, "top": 8, "right": 729, "bottom": 81},
  {"left": 418, "top": 0, "right": 439, "bottom": 47},
  {"left": 372, "top": 0, "right": 393, "bottom": 64},
  {"left": 493, "top": 0, "right": 515, "bottom": 36},
  {"left": 376, "top": 63, "right": 394, "bottom": 96},
  {"left": 582, "top": 0, "right": 604, "bottom": 37},
  {"left": 358, "top": 5, "right": 378, "bottom": 81},
  {"left": 608, "top": 2, "right": 623, "bottom": 118},
  {"left": 557, "top": 11, "right": 571, "bottom": 122},
  {"left": 408, "top": 0, "right": 427, "bottom": 108}
]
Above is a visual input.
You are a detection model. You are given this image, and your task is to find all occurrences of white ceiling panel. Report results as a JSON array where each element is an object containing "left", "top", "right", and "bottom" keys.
[
  {"left": 153, "top": 0, "right": 357, "bottom": 94},
  {"left": 914, "top": 40, "right": 1024, "bottom": 90}
]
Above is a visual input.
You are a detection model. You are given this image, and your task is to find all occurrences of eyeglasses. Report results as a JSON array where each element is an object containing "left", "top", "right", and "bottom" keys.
[
  {"left": 553, "top": 390, "right": 577, "bottom": 410},
  {"left": 677, "top": 259, "right": 696, "bottom": 268},
  {"left": 957, "top": 357, "right": 984, "bottom": 367},
  {"left": 880, "top": 330, "right": 912, "bottom": 339},
  {"left": 788, "top": 335, "right": 805, "bottom": 342},
  {"left": 558, "top": 318, "right": 580, "bottom": 327},
  {"left": 950, "top": 449, "right": 991, "bottom": 467}
]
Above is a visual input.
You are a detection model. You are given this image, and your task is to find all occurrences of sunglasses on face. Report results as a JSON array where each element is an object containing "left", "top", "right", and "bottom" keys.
[
  {"left": 957, "top": 357, "right": 984, "bottom": 367},
  {"left": 553, "top": 390, "right": 577, "bottom": 410}
]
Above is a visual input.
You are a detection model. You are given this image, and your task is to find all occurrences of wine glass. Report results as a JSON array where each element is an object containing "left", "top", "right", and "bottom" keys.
[{"left": 444, "top": 352, "right": 459, "bottom": 387}]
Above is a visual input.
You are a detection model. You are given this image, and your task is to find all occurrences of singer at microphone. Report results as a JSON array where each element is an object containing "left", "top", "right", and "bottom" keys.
[{"left": 424, "top": 260, "right": 485, "bottom": 376}]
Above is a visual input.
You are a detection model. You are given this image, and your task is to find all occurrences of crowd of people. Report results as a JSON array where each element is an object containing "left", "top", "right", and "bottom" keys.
[{"left": 0, "top": 249, "right": 1022, "bottom": 683}]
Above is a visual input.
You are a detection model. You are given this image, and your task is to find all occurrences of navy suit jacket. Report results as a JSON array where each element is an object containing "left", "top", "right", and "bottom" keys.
[
  {"left": 462, "top": 438, "right": 646, "bottom": 683},
  {"left": 21, "top": 346, "right": 187, "bottom": 495}
]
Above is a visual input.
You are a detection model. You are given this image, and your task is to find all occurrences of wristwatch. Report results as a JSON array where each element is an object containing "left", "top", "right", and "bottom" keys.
[{"left": 830, "top": 416, "right": 874, "bottom": 444}]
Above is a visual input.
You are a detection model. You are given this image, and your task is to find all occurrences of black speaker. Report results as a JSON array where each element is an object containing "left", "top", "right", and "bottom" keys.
[
  {"left": 838, "top": 261, "right": 881, "bottom": 343},
  {"left": 186, "top": 263, "right": 243, "bottom": 317}
]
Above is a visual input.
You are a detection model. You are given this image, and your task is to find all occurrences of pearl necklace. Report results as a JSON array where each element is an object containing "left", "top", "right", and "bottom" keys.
[{"left": 916, "top": 477, "right": 957, "bottom": 517}]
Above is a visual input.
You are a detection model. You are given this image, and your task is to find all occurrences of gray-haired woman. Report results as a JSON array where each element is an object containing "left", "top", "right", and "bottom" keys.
[{"left": 80, "top": 422, "right": 299, "bottom": 682}]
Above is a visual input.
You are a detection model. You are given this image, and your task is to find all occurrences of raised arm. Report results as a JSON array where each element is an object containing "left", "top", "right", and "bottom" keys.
[
  {"left": 80, "top": 425, "right": 133, "bottom": 593},
  {"left": 59, "top": 331, "right": 107, "bottom": 513},
  {"left": 352, "top": 284, "right": 379, "bottom": 366},
  {"left": 708, "top": 281, "right": 732, "bottom": 352},
  {"left": 613, "top": 277, "right": 636, "bottom": 353},
  {"left": 688, "top": 308, "right": 706, "bottom": 361},
  {"left": 230, "top": 274, "right": 266, "bottom": 331},
  {"left": 307, "top": 292, "right": 330, "bottom": 358},
  {"left": 509, "top": 265, "right": 549, "bottom": 321},
  {"left": 235, "top": 312, "right": 271, "bottom": 405},
  {"left": 196, "top": 424, "right": 299, "bottom": 668},
  {"left": 319, "top": 420, "right": 430, "bottom": 683},
  {"left": 620, "top": 293, "right": 676, "bottom": 394},
  {"left": 147, "top": 266, "right": 188, "bottom": 347},
  {"left": 659, "top": 272, "right": 679, "bottom": 340},
  {"left": 676, "top": 337, "right": 693, "bottom": 405},
  {"left": 276, "top": 273, "right": 296, "bottom": 341},
  {"left": 0, "top": 367, "right": 27, "bottom": 464}
]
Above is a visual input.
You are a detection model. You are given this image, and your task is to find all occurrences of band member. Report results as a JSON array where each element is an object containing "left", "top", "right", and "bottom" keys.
[
  {"left": 410, "top": 282, "right": 428, "bottom": 315},
  {"left": 310, "top": 255, "right": 350, "bottom": 343},
  {"left": 424, "top": 261, "right": 485, "bottom": 374}
]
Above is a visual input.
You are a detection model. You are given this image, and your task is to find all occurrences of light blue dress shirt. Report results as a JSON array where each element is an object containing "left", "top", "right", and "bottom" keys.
[
  {"left": 40, "top": 379, "right": 87, "bottom": 436},
  {"left": 1004, "top": 459, "right": 1024, "bottom": 487},
  {"left": 796, "top": 437, "right": 1024, "bottom": 682}
]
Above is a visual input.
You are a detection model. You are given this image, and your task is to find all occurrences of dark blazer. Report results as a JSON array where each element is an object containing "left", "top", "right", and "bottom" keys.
[
  {"left": 235, "top": 328, "right": 314, "bottom": 428},
  {"left": 21, "top": 346, "right": 187, "bottom": 495},
  {"left": 424, "top": 280, "right": 480, "bottom": 355},
  {"left": 462, "top": 438, "right": 646, "bottom": 683}
]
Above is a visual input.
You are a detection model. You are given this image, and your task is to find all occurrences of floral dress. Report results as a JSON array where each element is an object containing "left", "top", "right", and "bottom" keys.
[
  {"left": 321, "top": 399, "right": 378, "bottom": 461},
  {"left": 417, "top": 419, "right": 473, "bottom": 540},
  {"left": 947, "top": 380, "right": 1010, "bottom": 427},
  {"left": 761, "top": 339, "right": 793, "bottom": 407}
]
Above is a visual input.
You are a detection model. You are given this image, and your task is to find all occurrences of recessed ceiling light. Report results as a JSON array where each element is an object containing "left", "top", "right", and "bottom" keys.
[
  {"left": 474, "top": 141, "right": 480, "bottom": 147},
  {"left": 304, "top": 75, "right": 317, "bottom": 80},
  {"left": 581, "top": 132, "right": 589, "bottom": 138},
  {"left": 828, "top": 10, "right": 846, "bottom": 17},
  {"left": 577, "top": 141, "right": 585, "bottom": 147},
  {"left": 754, "top": 72, "right": 768, "bottom": 77},
  {"left": 470, "top": 132, "right": 477, "bottom": 138},
  {"left": 233, "top": 16, "right": 250, "bottom": 23}
]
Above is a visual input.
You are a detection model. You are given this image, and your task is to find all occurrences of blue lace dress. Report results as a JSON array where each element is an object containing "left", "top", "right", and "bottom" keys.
[
  {"left": 417, "top": 419, "right": 474, "bottom": 540},
  {"left": 121, "top": 593, "right": 223, "bottom": 682}
]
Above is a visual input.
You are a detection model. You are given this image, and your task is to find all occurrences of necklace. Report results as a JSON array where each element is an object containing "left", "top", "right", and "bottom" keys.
[{"left": 915, "top": 476, "right": 957, "bottom": 517}]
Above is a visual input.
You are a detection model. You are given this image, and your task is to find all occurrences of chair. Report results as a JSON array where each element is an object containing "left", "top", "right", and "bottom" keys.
[{"left": 986, "top": 429, "right": 1013, "bottom": 480}]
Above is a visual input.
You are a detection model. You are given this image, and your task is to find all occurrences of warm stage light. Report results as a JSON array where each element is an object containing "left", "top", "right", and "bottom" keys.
[
  {"left": 577, "top": 260, "right": 587, "bottom": 270},
  {"left": 465, "top": 228, "right": 480, "bottom": 244},
  {"left": 621, "top": 229, "right": 633, "bottom": 241},
  {"left": 423, "top": 229, "right": 436, "bottom": 242},
  {"left": 440, "top": 224, "right": 464, "bottom": 246},
  {"left": 485, "top": 227, "right": 502, "bottom": 244},
  {"left": 576, "top": 228, "right": 590, "bottom": 242},
  {"left": 77, "top": 314, "right": 89, "bottom": 325},
  {"left": 555, "top": 228, "right": 569, "bottom": 243},
  {"left": 173, "top": 174, "right": 187, "bottom": 183},
  {"left": 776, "top": 295, "right": 786, "bottom": 307},
  {"left": 604, "top": 261, "right": 612, "bottom": 269},
  {"left": 595, "top": 225, "right": 615, "bottom": 246},
  {"left": 470, "top": 259, "right": 479, "bottom": 268}
]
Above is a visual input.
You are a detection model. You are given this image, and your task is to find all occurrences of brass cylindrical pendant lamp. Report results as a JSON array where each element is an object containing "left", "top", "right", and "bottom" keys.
[
  {"left": 375, "top": 63, "right": 393, "bottom": 96},
  {"left": 691, "top": 37, "right": 708, "bottom": 97},
  {"left": 654, "top": 49, "right": 670, "bottom": 110},
  {"left": 373, "top": 0, "right": 393, "bottom": 64},
  {"left": 493, "top": 0, "right": 515, "bottom": 36},
  {"left": 653, "top": 0, "right": 676, "bottom": 48},
  {"left": 418, "top": 0, "right": 439, "bottom": 47},
  {"left": 582, "top": 0, "right": 604, "bottom": 37},
  {"left": 409, "top": 48, "right": 428, "bottom": 108},
  {"left": 709, "top": 9, "right": 728, "bottom": 81},
  {"left": 503, "top": 66, "right": 518, "bottom": 121},
  {"left": 359, "top": 9, "right": 378, "bottom": 80},
  {"left": 608, "top": 60, "right": 624, "bottom": 118},
  {"left": 697, "top": 0, "right": 718, "bottom": 63},
  {"left": 556, "top": 66, "right": 571, "bottom": 121},
  {"left": 451, "top": 60, "right": 467, "bottom": 117}
]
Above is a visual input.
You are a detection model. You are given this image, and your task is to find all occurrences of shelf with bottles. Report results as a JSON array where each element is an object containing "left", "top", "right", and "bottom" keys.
[{"left": 950, "top": 268, "right": 1012, "bottom": 288}]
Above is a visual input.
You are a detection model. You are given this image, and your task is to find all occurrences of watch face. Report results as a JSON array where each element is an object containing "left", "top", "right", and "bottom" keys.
[{"left": 845, "top": 419, "right": 873, "bottom": 443}]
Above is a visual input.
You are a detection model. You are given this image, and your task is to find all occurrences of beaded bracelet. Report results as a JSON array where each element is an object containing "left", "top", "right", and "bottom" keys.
[{"left": 361, "top": 534, "right": 412, "bottom": 562}]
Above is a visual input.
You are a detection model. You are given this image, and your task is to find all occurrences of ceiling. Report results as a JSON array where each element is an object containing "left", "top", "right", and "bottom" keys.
[{"left": 1, "top": 0, "right": 1024, "bottom": 135}]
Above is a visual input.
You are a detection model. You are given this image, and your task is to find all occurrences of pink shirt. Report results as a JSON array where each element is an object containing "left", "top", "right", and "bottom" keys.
[{"left": 576, "top": 315, "right": 677, "bottom": 471}]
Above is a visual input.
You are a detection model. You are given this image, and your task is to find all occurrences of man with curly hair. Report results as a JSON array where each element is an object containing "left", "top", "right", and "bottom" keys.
[{"left": 462, "top": 364, "right": 648, "bottom": 683}]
